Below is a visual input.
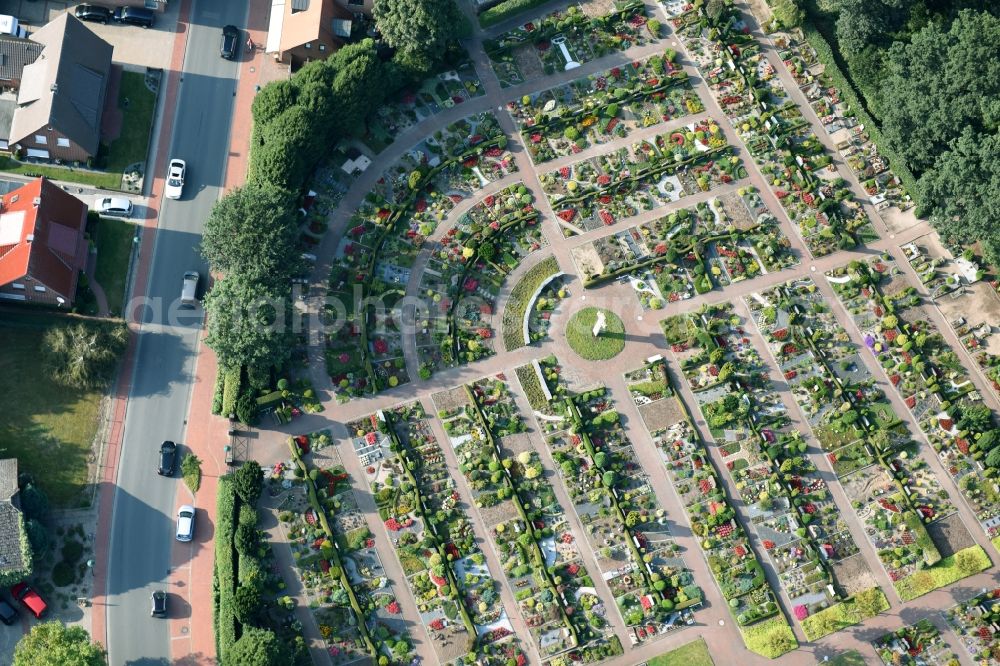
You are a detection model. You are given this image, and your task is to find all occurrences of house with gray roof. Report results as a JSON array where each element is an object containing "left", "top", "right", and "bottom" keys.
[
  {"left": 8, "top": 13, "right": 113, "bottom": 163},
  {"left": 0, "top": 458, "right": 29, "bottom": 582},
  {"left": 0, "top": 34, "right": 43, "bottom": 91}
]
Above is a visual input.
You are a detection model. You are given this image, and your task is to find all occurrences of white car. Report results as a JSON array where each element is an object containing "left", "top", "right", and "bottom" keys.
[
  {"left": 175, "top": 505, "right": 195, "bottom": 542},
  {"left": 164, "top": 159, "right": 186, "bottom": 199}
]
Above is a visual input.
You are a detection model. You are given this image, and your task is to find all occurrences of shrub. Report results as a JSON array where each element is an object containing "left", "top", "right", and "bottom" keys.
[
  {"left": 233, "top": 461, "right": 263, "bottom": 505},
  {"left": 479, "top": 0, "right": 552, "bottom": 27},
  {"left": 52, "top": 561, "right": 75, "bottom": 587},
  {"left": 182, "top": 454, "right": 202, "bottom": 494},
  {"left": 220, "top": 367, "right": 243, "bottom": 417}
]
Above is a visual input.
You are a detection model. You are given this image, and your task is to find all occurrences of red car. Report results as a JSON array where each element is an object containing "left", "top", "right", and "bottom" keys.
[{"left": 10, "top": 582, "right": 47, "bottom": 619}]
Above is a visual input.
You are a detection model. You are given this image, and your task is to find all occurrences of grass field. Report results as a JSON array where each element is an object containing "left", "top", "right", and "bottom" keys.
[
  {"left": 0, "top": 311, "right": 106, "bottom": 506},
  {"left": 824, "top": 651, "right": 866, "bottom": 666},
  {"left": 0, "top": 157, "right": 122, "bottom": 190},
  {"left": 104, "top": 71, "right": 157, "bottom": 175},
  {"left": 94, "top": 217, "right": 137, "bottom": 316},
  {"left": 649, "top": 638, "right": 714, "bottom": 666},
  {"left": 566, "top": 307, "right": 625, "bottom": 360},
  {"left": 894, "top": 545, "right": 992, "bottom": 601}
]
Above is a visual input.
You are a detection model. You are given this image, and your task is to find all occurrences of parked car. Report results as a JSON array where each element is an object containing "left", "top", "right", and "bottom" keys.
[
  {"left": 10, "top": 583, "right": 46, "bottom": 619},
  {"left": 0, "top": 599, "right": 17, "bottom": 626},
  {"left": 150, "top": 590, "right": 167, "bottom": 617},
  {"left": 180, "top": 271, "right": 199, "bottom": 307},
  {"left": 158, "top": 441, "right": 177, "bottom": 476},
  {"left": 175, "top": 505, "right": 195, "bottom": 542},
  {"left": 220, "top": 25, "right": 239, "bottom": 60},
  {"left": 113, "top": 6, "right": 155, "bottom": 28},
  {"left": 75, "top": 5, "right": 113, "bottom": 24},
  {"left": 94, "top": 196, "right": 134, "bottom": 219},
  {"left": 164, "top": 158, "right": 185, "bottom": 199}
]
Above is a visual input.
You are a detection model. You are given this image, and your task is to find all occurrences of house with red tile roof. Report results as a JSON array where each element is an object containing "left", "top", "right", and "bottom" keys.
[{"left": 0, "top": 177, "right": 88, "bottom": 306}]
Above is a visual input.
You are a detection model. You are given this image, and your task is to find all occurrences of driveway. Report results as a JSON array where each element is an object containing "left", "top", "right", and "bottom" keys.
[{"left": 0, "top": 0, "right": 179, "bottom": 69}]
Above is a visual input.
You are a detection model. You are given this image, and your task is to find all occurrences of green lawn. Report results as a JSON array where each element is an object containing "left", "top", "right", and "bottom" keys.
[
  {"left": 93, "top": 217, "right": 137, "bottom": 316},
  {"left": 566, "top": 307, "right": 625, "bottom": 360},
  {"left": 104, "top": 70, "right": 157, "bottom": 174},
  {"left": 0, "top": 157, "right": 122, "bottom": 190},
  {"left": 649, "top": 638, "right": 714, "bottom": 666},
  {"left": 800, "top": 588, "right": 889, "bottom": 641},
  {"left": 740, "top": 617, "right": 798, "bottom": 659},
  {"left": 0, "top": 311, "right": 106, "bottom": 506},
  {"left": 894, "top": 545, "right": 992, "bottom": 601}
]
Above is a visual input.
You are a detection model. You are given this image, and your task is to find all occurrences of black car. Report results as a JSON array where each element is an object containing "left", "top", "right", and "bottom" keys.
[
  {"left": 221, "top": 25, "right": 240, "bottom": 60},
  {"left": 150, "top": 590, "right": 167, "bottom": 618},
  {"left": 75, "top": 4, "right": 114, "bottom": 24},
  {"left": 113, "top": 6, "right": 155, "bottom": 28},
  {"left": 158, "top": 441, "right": 177, "bottom": 476},
  {"left": 0, "top": 599, "right": 17, "bottom": 626}
]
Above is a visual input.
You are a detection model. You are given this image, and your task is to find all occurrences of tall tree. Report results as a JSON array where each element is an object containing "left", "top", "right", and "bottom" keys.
[
  {"left": 917, "top": 128, "right": 1000, "bottom": 265},
  {"left": 373, "top": 0, "right": 467, "bottom": 75},
  {"left": 200, "top": 184, "right": 300, "bottom": 289},
  {"left": 204, "top": 278, "right": 294, "bottom": 371},
  {"left": 878, "top": 10, "right": 1000, "bottom": 173},
  {"left": 14, "top": 623, "right": 107, "bottom": 666}
]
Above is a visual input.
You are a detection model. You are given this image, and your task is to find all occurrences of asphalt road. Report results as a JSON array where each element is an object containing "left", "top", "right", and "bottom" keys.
[{"left": 105, "top": 2, "right": 247, "bottom": 663}]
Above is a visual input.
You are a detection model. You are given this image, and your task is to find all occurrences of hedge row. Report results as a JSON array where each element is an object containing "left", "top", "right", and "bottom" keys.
[
  {"left": 501, "top": 256, "right": 560, "bottom": 350},
  {"left": 214, "top": 476, "right": 240, "bottom": 658},
  {"left": 478, "top": 0, "right": 552, "bottom": 28},
  {"left": 798, "top": 24, "right": 922, "bottom": 212},
  {"left": 220, "top": 366, "right": 243, "bottom": 418}
]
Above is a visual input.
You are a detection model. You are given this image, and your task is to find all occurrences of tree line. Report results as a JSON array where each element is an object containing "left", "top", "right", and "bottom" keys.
[
  {"left": 771, "top": 0, "right": 1000, "bottom": 267},
  {"left": 202, "top": 0, "right": 470, "bottom": 384}
]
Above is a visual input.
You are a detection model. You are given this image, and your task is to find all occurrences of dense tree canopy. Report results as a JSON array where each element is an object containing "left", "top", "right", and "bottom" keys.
[
  {"left": 204, "top": 278, "right": 294, "bottom": 371},
  {"left": 14, "top": 623, "right": 106, "bottom": 666},
  {"left": 373, "top": 0, "right": 467, "bottom": 75},
  {"left": 201, "top": 184, "right": 300, "bottom": 289}
]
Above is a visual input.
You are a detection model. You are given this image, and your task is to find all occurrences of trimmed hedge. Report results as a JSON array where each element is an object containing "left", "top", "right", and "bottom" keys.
[
  {"left": 213, "top": 476, "right": 240, "bottom": 658},
  {"left": 220, "top": 366, "right": 243, "bottom": 418},
  {"left": 479, "top": 0, "right": 552, "bottom": 27},
  {"left": 798, "top": 24, "right": 921, "bottom": 212}
]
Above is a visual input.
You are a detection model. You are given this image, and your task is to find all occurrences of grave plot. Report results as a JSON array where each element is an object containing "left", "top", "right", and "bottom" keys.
[
  {"left": 509, "top": 52, "right": 702, "bottom": 163},
  {"left": 872, "top": 618, "right": 957, "bottom": 666},
  {"left": 346, "top": 402, "right": 515, "bottom": 662},
  {"left": 828, "top": 256, "right": 1000, "bottom": 539},
  {"left": 670, "top": 4, "right": 878, "bottom": 256},
  {"left": 571, "top": 187, "right": 796, "bottom": 306},
  {"left": 772, "top": 31, "right": 913, "bottom": 213},
  {"left": 541, "top": 120, "right": 744, "bottom": 234},
  {"left": 364, "top": 61, "right": 486, "bottom": 153},
  {"left": 280, "top": 442, "right": 416, "bottom": 664},
  {"left": 535, "top": 367, "right": 701, "bottom": 645},
  {"left": 324, "top": 113, "right": 516, "bottom": 401},
  {"left": 415, "top": 183, "right": 547, "bottom": 376},
  {"left": 433, "top": 377, "right": 622, "bottom": 660},
  {"left": 485, "top": 1, "right": 656, "bottom": 88},
  {"left": 944, "top": 589, "right": 1000, "bottom": 664},
  {"left": 664, "top": 304, "right": 883, "bottom": 632}
]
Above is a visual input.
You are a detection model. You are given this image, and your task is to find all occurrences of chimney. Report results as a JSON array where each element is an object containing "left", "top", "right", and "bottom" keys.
[
  {"left": 25, "top": 234, "right": 34, "bottom": 242},
  {"left": 32, "top": 197, "right": 41, "bottom": 207},
  {"left": 50, "top": 83, "right": 57, "bottom": 93}
]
